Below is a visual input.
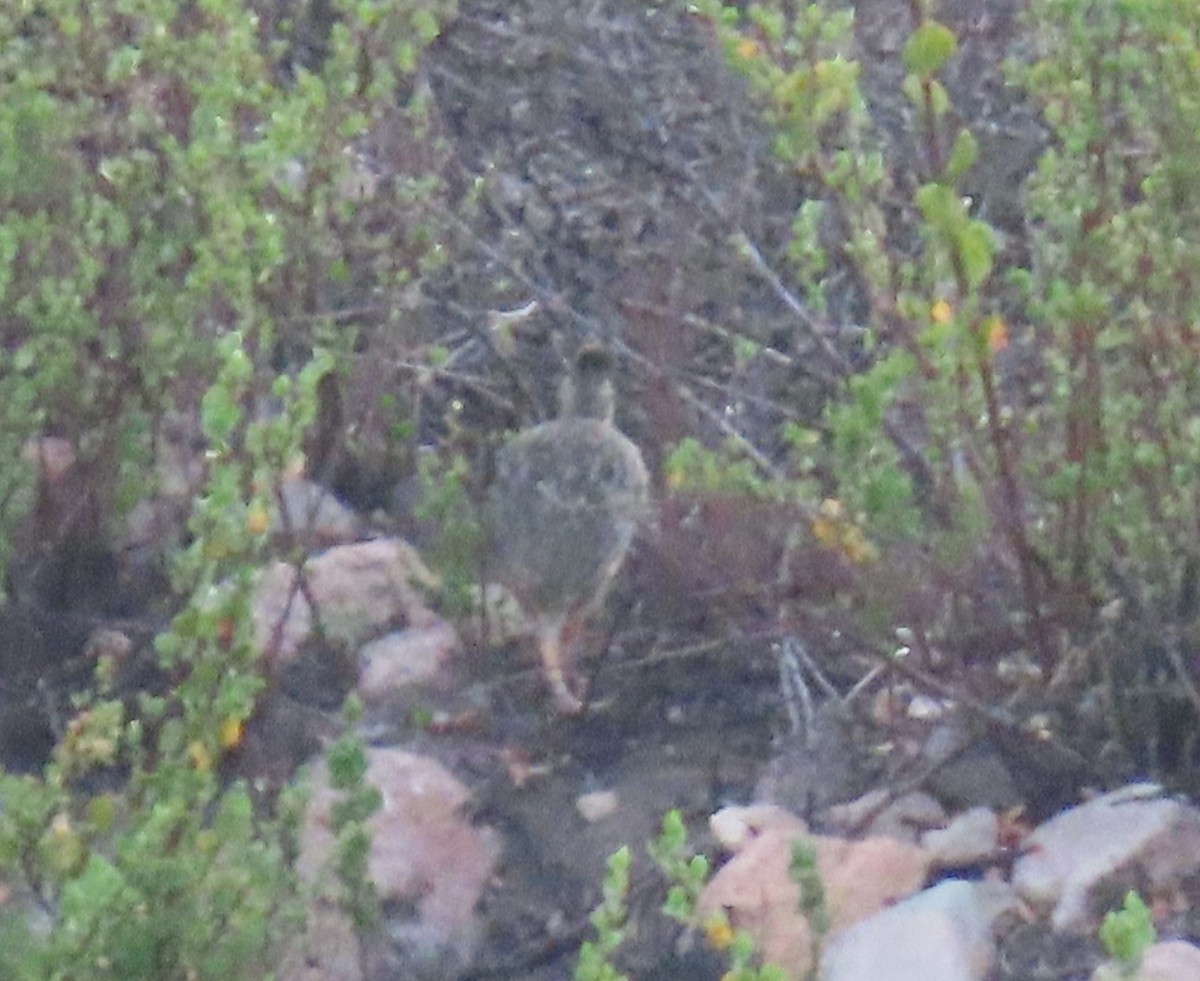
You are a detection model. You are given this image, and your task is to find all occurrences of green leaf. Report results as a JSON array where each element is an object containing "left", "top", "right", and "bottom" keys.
[
  {"left": 658, "top": 809, "right": 686, "bottom": 852},
  {"left": 903, "top": 21, "right": 958, "bottom": 76},
  {"left": 1099, "top": 891, "right": 1156, "bottom": 966},
  {"left": 901, "top": 72, "right": 924, "bottom": 110},
  {"left": 1096, "top": 325, "right": 1133, "bottom": 351},
  {"left": 327, "top": 739, "right": 369, "bottom": 789},
  {"left": 926, "top": 78, "right": 951, "bottom": 116},
  {"left": 914, "top": 182, "right": 963, "bottom": 234},
  {"left": 945, "top": 129, "right": 979, "bottom": 183},
  {"left": 412, "top": 9, "right": 441, "bottom": 43},
  {"left": 956, "top": 221, "right": 995, "bottom": 288},
  {"left": 662, "top": 884, "right": 693, "bottom": 921},
  {"left": 0, "top": 910, "right": 47, "bottom": 981},
  {"left": 602, "top": 846, "right": 631, "bottom": 906},
  {"left": 59, "top": 853, "right": 132, "bottom": 919}
]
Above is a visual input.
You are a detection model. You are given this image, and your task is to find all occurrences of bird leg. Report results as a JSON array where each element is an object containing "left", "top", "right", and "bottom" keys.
[{"left": 536, "top": 618, "right": 586, "bottom": 714}]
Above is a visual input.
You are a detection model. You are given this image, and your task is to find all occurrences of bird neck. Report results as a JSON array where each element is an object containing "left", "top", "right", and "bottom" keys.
[{"left": 560, "top": 372, "right": 616, "bottom": 421}]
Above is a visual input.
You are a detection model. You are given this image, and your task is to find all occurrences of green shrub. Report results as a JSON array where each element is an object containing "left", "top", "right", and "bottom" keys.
[
  {"left": 0, "top": 0, "right": 451, "bottom": 975},
  {"left": 576, "top": 810, "right": 818, "bottom": 981},
  {"left": 0, "top": 334, "right": 308, "bottom": 979},
  {"left": 693, "top": 0, "right": 1200, "bottom": 712}
]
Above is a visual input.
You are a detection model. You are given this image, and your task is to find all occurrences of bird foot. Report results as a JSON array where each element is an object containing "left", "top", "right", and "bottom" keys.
[
  {"left": 548, "top": 675, "right": 586, "bottom": 715},
  {"left": 538, "top": 622, "right": 588, "bottom": 714}
]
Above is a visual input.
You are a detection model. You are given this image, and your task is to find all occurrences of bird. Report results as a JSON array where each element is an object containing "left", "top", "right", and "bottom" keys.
[{"left": 486, "top": 341, "right": 650, "bottom": 713}]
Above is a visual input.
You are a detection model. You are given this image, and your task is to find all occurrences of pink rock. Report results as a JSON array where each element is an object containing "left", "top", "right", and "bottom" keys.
[
  {"left": 922, "top": 807, "right": 1000, "bottom": 868},
  {"left": 296, "top": 747, "right": 500, "bottom": 970},
  {"left": 709, "top": 803, "right": 808, "bottom": 850},
  {"left": 254, "top": 538, "right": 441, "bottom": 668},
  {"left": 22, "top": 436, "right": 75, "bottom": 481},
  {"left": 698, "top": 805, "right": 931, "bottom": 980},
  {"left": 822, "top": 879, "right": 1012, "bottom": 981},
  {"left": 276, "top": 903, "right": 362, "bottom": 981},
  {"left": 1013, "top": 785, "right": 1200, "bottom": 931},
  {"left": 1136, "top": 940, "right": 1200, "bottom": 981},
  {"left": 357, "top": 622, "right": 459, "bottom": 703},
  {"left": 274, "top": 477, "right": 361, "bottom": 546},
  {"left": 1092, "top": 941, "right": 1200, "bottom": 981}
]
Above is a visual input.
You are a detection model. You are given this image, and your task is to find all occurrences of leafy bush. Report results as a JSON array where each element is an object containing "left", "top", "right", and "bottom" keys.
[
  {"left": 0, "top": 0, "right": 451, "bottom": 975},
  {"left": 694, "top": 0, "right": 1200, "bottom": 728},
  {"left": 577, "top": 810, "right": 827, "bottom": 981}
]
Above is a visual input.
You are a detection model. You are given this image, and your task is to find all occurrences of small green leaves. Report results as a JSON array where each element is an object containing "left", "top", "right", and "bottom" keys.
[
  {"left": 904, "top": 21, "right": 957, "bottom": 77},
  {"left": 0, "top": 0, "right": 452, "bottom": 976},
  {"left": 586, "top": 809, "right": 826, "bottom": 981},
  {"left": 945, "top": 129, "right": 979, "bottom": 183},
  {"left": 914, "top": 181, "right": 963, "bottom": 232},
  {"left": 663, "top": 437, "right": 774, "bottom": 498},
  {"left": 327, "top": 738, "right": 370, "bottom": 792},
  {"left": 915, "top": 183, "right": 995, "bottom": 289},
  {"left": 602, "top": 846, "right": 632, "bottom": 907},
  {"left": 1099, "top": 891, "right": 1156, "bottom": 972},
  {"left": 902, "top": 74, "right": 951, "bottom": 115},
  {"left": 956, "top": 222, "right": 995, "bottom": 290},
  {"left": 326, "top": 707, "right": 383, "bottom": 934},
  {"left": 646, "top": 809, "right": 711, "bottom": 926},
  {"left": 790, "top": 839, "right": 830, "bottom": 938},
  {"left": 576, "top": 846, "right": 631, "bottom": 981},
  {"left": 415, "top": 451, "right": 486, "bottom": 618}
]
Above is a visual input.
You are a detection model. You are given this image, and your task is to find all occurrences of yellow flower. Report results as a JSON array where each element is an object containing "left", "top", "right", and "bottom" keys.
[
  {"left": 735, "top": 37, "right": 760, "bottom": 60},
  {"left": 219, "top": 715, "right": 245, "bottom": 750},
  {"left": 203, "top": 539, "right": 232, "bottom": 561},
  {"left": 984, "top": 315, "right": 1009, "bottom": 352},
  {"left": 931, "top": 299, "right": 953, "bottom": 324},
  {"left": 704, "top": 912, "right": 735, "bottom": 951},
  {"left": 219, "top": 709, "right": 244, "bottom": 748},
  {"left": 246, "top": 502, "right": 270, "bottom": 536},
  {"left": 187, "top": 740, "right": 213, "bottom": 772},
  {"left": 840, "top": 523, "right": 879, "bottom": 564},
  {"left": 810, "top": 498, "right": 878, "bottom": 565},
  {"left": 42, "top": 812, "right": 85, "bottom": 875},
  {"left": 810, "top": 497, "right": 845, "bottom": 549}
]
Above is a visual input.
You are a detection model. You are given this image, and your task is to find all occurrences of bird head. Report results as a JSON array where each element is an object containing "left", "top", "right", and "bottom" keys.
[{"left": 560, "top": 341, "right": 617, "bottom": 422}]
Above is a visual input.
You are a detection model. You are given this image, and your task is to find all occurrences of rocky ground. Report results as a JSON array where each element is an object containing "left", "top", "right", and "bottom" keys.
[{"left": 241, "top": 517, "right": 1200, "bottom": 981}]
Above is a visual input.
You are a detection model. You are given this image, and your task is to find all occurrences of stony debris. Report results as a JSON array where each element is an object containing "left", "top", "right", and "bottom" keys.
[
  {"left": 357, "top": 622, "right": 460, "bottom": 705},
  {"left": 699, "top": 804, "right": 932, "bottom": 981},
  {"left": 1012, "top": 784, "right": 1200, "bottom": 931},
  {"left": 919, "top": 723, "right": 1024, "bottom": 811},
  {"left": 709, "top": 803, "right": 808, "bottom": 851},
  {"left": 575, "top": 788, "right": 620, "bottom": 824},
  {"left": 274, "top": 477, "right": 361, "bottom": 547},
  {"left": 824, "top": 788, "right": 947, "bottom": 841},
  {"left": 252, "top": 537, "right": 441, "bottom": 670},
  {"left": 821, "top": 879, "right": 1014, "bottom": 981},
  {"left": 292, "top": 747, "right": 500, "bottom": 981},
  {"left": 695, "top": 783, "right": 1200, "bottom": 981},
  {"left": 922, "top": 806, "right": 1001, "bottom": 869},
  {"left": 1091, "top": 940, "right": 1200, "bottom": 981}
]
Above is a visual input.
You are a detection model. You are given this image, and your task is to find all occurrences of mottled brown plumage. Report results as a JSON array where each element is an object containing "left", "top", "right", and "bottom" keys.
[{"left": 487, "top": 344, "right": 649, "bottom": 712}]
